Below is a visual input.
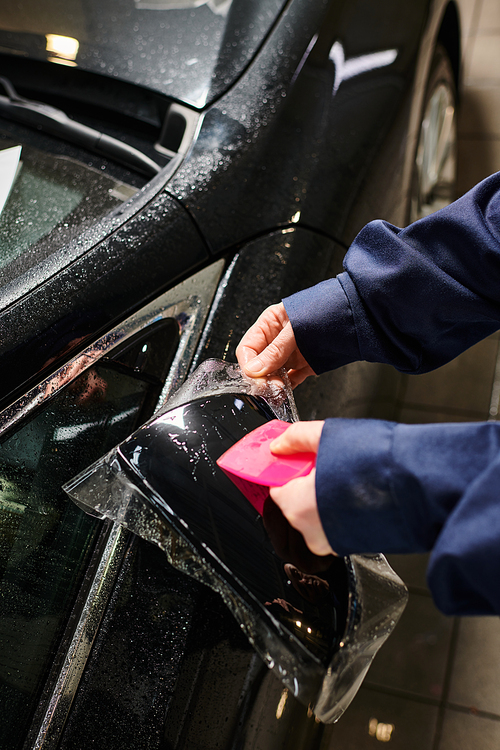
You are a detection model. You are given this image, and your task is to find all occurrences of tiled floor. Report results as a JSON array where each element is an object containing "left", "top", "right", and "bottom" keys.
[{"left": 319, "top": 1, "right": 500, "bottom": 748}]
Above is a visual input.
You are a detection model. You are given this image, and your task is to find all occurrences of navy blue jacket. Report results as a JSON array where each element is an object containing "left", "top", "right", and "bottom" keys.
[{"left": 283, "top": 172, "right": 500, "bottom": 616}]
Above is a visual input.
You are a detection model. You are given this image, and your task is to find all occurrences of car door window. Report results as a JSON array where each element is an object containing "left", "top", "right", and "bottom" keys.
[{"left": 0, "top": 320, "right": 178, "bottom": 750}]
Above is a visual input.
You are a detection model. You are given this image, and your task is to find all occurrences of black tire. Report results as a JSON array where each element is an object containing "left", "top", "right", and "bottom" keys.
[{"left": 408, "top": 43, "right": 458, "bottom": 223}]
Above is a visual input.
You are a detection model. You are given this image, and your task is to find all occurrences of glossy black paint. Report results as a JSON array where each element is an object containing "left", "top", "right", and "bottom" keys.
[
  {"left": 58, "top": 537, "right": 203, "bottom": 750},
  {"left": 0, "top": 319, "right": 181, "bottom": 750},
  {"left": 58, "top": 538, "right": 325, "bottom": 750},
  {"left": 192, "top": 227, "right": 345, "bottom": 367},
  {"left": 0, "top": 0, "right": 287, "bottom": 109},
  {"left": 117, "top": 393, "right": 348, "bottom": 664},
  {"left": 167, "top": 0, "right": 431, "bottom": 251},
  {"left": 0, "top": 189, "right": 207, "bottom": 409}
]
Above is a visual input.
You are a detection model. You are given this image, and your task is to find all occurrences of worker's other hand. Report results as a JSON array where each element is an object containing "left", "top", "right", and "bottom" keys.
[
  {"left": 269, "top": 421, "right": 335, "bottom": 558},
  {"left": 236, "top": 303, "right": 315, "bottom": 388}
]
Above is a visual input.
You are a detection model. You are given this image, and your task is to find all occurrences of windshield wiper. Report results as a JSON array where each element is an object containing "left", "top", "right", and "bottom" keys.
[{"left": 0, "top": 77, "right": 161, "bottom": 178}]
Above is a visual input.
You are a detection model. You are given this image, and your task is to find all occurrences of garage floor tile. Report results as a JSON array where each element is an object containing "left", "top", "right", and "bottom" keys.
[
  {"left": 476, "top": 0, "right": 500, "bottom": 30},
  {"left": 396, "top": 334, "right": 498, "bottom": 418},
  {"left": 438, "top": 709, "right": 500, "bottom": 750},
  {"left": 459, "top": 86, "right": 500, "bottom": 136},
  {"left": 448, "top": 617, "right": 500, "bottom": 716},
  {"left": 321, "top": 687, "right": 439, "bottom": 750},
  {"left": 364, "top": 593, "right": 454, "bottom": 701}
]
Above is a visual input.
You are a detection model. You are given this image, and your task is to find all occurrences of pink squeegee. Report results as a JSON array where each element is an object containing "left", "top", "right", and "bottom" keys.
[{"left": 216, "top": 420, "right": 316, "bottom": 514}]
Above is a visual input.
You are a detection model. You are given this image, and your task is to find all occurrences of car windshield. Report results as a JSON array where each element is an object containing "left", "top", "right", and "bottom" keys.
[
  {"left": 0, "top": 139, "right": 136, "bottom": 289},
  {"left": 0, "top": 0, "right": 286, "bottom": 108}
]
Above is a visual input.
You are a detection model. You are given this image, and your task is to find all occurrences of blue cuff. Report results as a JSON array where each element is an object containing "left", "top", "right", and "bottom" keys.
[
  {"left": 315, "top": 419, "right": 425, "bottom": 556},
  {"left": 283, "top": 277, "right": 361, "bottom": 374}
]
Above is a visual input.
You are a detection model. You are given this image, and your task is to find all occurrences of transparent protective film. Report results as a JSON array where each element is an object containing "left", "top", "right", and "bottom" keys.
[
  {"left": 160, "top": 358, "right": 299, "bottom": 422},
  {"left": 64, "top": 360, "right": 407, "bottom": 723}
]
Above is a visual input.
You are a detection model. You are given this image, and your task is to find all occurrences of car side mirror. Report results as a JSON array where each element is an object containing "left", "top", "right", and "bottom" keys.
[{"left": 64, "top": 360, "right": 407, "bottom": 723}]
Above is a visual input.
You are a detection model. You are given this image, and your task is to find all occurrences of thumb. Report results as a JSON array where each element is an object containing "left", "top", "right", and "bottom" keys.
[
  {"left": 243, "top": 322, "right": 297, "bottom": 377},
  {"left": 270, "top": 421, "right": 324, "bottom": 455}
]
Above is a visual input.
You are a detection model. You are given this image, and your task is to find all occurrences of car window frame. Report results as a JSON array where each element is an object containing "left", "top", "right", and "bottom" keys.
[{"left": 0, "top": 259, "right": 224, "bottom": 750}]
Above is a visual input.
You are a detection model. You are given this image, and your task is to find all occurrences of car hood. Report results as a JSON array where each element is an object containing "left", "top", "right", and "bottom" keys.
[{"left": 0, "top": 0, "right": 286, "bottom": 109}]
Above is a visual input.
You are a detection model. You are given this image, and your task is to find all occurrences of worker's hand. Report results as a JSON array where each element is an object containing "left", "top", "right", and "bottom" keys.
[
  {"left": 269, "top": 421, "right": 335, "bottom": 557},
  {"left": 236, "top": 303, "right": 315, "bottom": 388},
  {"left": 262, "top": 497, "right": 334, "bottom": 574}
]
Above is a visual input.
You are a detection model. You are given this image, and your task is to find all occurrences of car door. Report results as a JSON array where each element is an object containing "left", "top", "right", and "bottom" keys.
[{"left": 0, "top": 263, "right": 224, "bottom": 750}]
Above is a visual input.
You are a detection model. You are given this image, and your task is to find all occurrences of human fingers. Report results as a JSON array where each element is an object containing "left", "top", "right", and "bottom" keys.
[
  {"left": 236, "top": 303, "right": 290, "bottom": 368},
  {"left": 236, "top": 303, "right": 316, "bottom": 386},
  {"left": 285, "top": 361, "right": 316, "bottom": 389},
  {"left": 270, "top": 420, "right": 324, "bottom": 455},
  {"left": 242, "top": 322, "right": 300, "bottom": 377},
  {"left": 262, "top": 497, "right": 334, "bottom": 574},
  {"left": 270, "top": 471, "right": 335, "bottom": 557},
  {"left": 236, "top": 303, "right": 313, "bottom": 380}
]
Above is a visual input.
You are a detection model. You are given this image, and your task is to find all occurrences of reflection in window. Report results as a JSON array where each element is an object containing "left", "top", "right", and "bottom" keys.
[{"left": 0, "top": 319, "right": 178, "bottom": 750}]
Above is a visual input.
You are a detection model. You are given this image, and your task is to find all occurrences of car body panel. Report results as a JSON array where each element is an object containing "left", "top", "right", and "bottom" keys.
[
  {"left": 57, "top": 535, "right": 326, "bottom": 750},
  {"left": 1, "top": 262, "right": 224, "bottom": 750},
  {"left": 191, "top": 227, "right": 344, "bottom": 367},
  {"left": 0, "top": 189, "right": 208, "bottom": 409},
  {"left": 166, "top": 0, "right": 433, "bottom": 252},
  {"left": 0, "top": 0, "right": 287, "bottom": 109}
]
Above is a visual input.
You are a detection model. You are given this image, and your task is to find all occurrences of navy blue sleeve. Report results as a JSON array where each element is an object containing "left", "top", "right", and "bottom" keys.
[
  {"left": 315, "top": 418, "right": 500, "bottom": 616},
  {"left": 284, "top": 172, "right": 500, "bottom": 374}
]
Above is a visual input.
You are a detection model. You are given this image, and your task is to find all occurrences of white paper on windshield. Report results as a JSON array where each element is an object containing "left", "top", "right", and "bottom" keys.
[{"left": 0, "top": 145, "right": 22, "bottom": 219}]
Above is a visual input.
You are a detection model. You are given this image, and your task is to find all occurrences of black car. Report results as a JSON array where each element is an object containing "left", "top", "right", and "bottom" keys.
[{"left": 0, "top": 1, "right": 460, "bottom": 748}]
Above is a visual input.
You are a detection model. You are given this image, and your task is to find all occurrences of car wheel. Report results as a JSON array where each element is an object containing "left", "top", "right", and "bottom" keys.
[{"left": 409, "top": 44, "right": 457, "bottom": 223}]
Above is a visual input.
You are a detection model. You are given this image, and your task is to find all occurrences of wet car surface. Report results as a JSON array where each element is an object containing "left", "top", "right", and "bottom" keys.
[{"left": 0, "top": 1, "right": 460, "bottom": 747}]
